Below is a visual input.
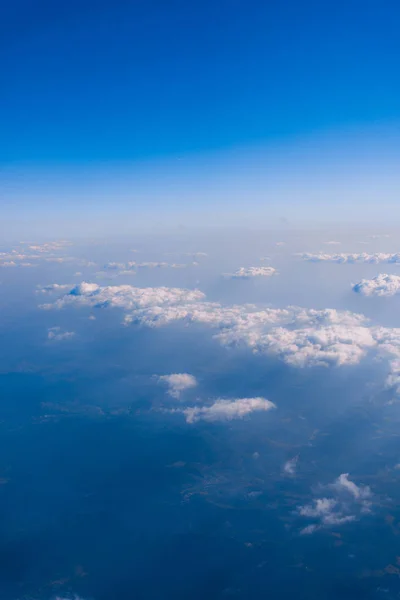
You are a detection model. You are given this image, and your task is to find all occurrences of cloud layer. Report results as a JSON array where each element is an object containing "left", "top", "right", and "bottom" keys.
[
  {"left": 40, "top": 282, "right": 400, "bottom": 394},
  {"left": 298, "top": 252, "right": 400, "bottom": 264}
]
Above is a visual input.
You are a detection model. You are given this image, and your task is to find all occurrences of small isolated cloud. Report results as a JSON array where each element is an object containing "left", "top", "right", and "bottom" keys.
[
  {"left": 297, "top": 252, "right": 400, "bottom": 264},
  {"left": 180, "top": 397, "right": 276, "bottom": 423},
  {"left": 323, "top": 241, "right": 341, "bottom": 245},
  {"left": 47, "top": 327, "right": 75, "bottom": 341},
  {"left": 158, "top": 373, "right": 198, "bottom": 398},
  {"left": 283, "top": 456, "right": 298, "bottom": 475},
  {"left": 275, "top": 242, "right": 286, "bottom": 246},
  {"left": 298, "top": 473, "right": 372, "bottom": 534},
  {"left": 352, "top": 274, "right": 400, "bottom": 297},
  {"left": 224, "top": 266, "right": 277, "bottom": 279}
]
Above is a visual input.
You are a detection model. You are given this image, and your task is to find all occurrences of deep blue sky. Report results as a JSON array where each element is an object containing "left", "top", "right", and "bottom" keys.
[{"left": 1, "top": 0, "right": 400, "bottom": 230}]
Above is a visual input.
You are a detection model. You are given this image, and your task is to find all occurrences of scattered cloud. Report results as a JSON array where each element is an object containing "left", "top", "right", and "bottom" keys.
[
  {"left": 297, "top": 252, "right": 400, "bottom": 264},
  {"left": 158, "top": 373, "right": 198, "bottom": 398},
  {"left": 323, "top": 241, "right": 341, "bottom": 245},
  {"left": 353, "top": 274, "right": 400, "bottom": 297},
  {"left": 27, "top": 240, "right": 71, "bottom": 253},
  {"left": 298, "top": 473, "right": 372, "bottom": 534},
  {"left": 47, "top": 327, "right": 75, "bottom": 341},
  {"left": 224, "top": 266, "right": 277, "bottom": 279},
  {"left": 178, "top": 397, "right": 276, "bottom": 423}
]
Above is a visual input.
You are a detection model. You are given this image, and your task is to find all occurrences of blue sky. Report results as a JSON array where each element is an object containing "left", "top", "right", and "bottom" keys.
[{"left": 2, "top": 0, "right": 400, "bottom": 231}]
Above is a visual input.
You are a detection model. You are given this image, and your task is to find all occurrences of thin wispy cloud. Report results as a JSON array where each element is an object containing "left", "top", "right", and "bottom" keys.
[
  {"left": 298, "top": 252, "right": 400, "bottom": 264},
  {"left": 177, "top": 397, "right": 276, "bottom": 423},
  {"left": 298, "top": 473, "right": 372, "bottom": 534},
  {"left": 223, "top": 266, "right": 277, "bottom": 279}
]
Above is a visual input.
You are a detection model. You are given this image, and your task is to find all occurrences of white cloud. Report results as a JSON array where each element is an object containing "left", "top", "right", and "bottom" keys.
[
  {"left": 283, "top": 456, "right": 298, "bottom": 475},
  {"left": 224, "top": 266, "right": 277, "bottom": 279},
  {"left": 323, "top": 241, "right": 341, "bottom": 245},
  {"left": 47, "top": 327, "right": 75, "bottom": 341},
  {"left": 297, "top": 473, "right": 372, "bottom": 533},
  {"left": 179, "top": 397, "right": 276, "bottom": 423},
  {"left": 298, "top": 252, "right": 400, "bottom": 264},
  {"left": 40, "top": 283, "right": 400, "bottom": 391},
  {"left": 353, "top": 274, "right": 400, "bottom": 297},
  {"left": 158, "top": 373, "right": 198, "bottom": 398},
  {"left": 40, "top": 282, "right": 205, "bottom": 311},
  {"left": 329, "top": 473, "right": 372, "bottom": 504}
]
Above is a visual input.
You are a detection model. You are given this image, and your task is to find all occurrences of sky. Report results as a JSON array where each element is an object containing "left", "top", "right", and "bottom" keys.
[
  {"left": 3, "top": 4, "right": 400, "bottom": 598},
  {"left": 2, "top": 0, "right": 400, "bottom": 235}
]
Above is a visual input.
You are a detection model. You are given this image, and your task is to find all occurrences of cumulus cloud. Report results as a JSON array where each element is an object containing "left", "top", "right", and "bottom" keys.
[
  {"left": 179, "top": 397, "right": 276, "bottom": 423},
  {"left": 40, "top": 282, "right": 205, "bottom": 311},
  {"left": 352, "top": 274, "right": 400, "bottom": 297},
  {"left": 224, "top": 266, "right": 277, "bottom": 279},
  {"left": 297, "top": 252, "right": 400, "bottom": 264},
  {"left": 158, "top": 373, "right": 198, "bottom": 398},
  {"left": 47, "top": 327, "right": 75, "bottom": 341},
  {"left": 298, "top": 473, "right": 372, "bottom": 534},
  {"left": 40, "top": 283, "right": 400, "bottom": 391}
]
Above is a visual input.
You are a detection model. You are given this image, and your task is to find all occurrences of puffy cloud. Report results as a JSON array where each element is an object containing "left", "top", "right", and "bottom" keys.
[
  {"left": 298, "top": 473, "right": 372, "bottom": 534},
  {"left": 40, "top": 282, "right": 205, "bottom": 311},
  {"left": 224, "top": 266, "right": 277, "bottom": 279},
  {"left": 47, "top": 327, "right": 75, "bottom": 341},
  {"left": 179, "top": 397, "right": 276, "bottom": 423},
  {"left": 353, "top": 274, "right": 400, "bottom": 297},
  {"left": 297, "top": 252, "right": 400, "bottom": 264},
  {"left": 158, "top": 373, "right": 198, "bottom": 398},
  {"left": 40, "top": 283, "right": 400, "bottom": 388}
]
